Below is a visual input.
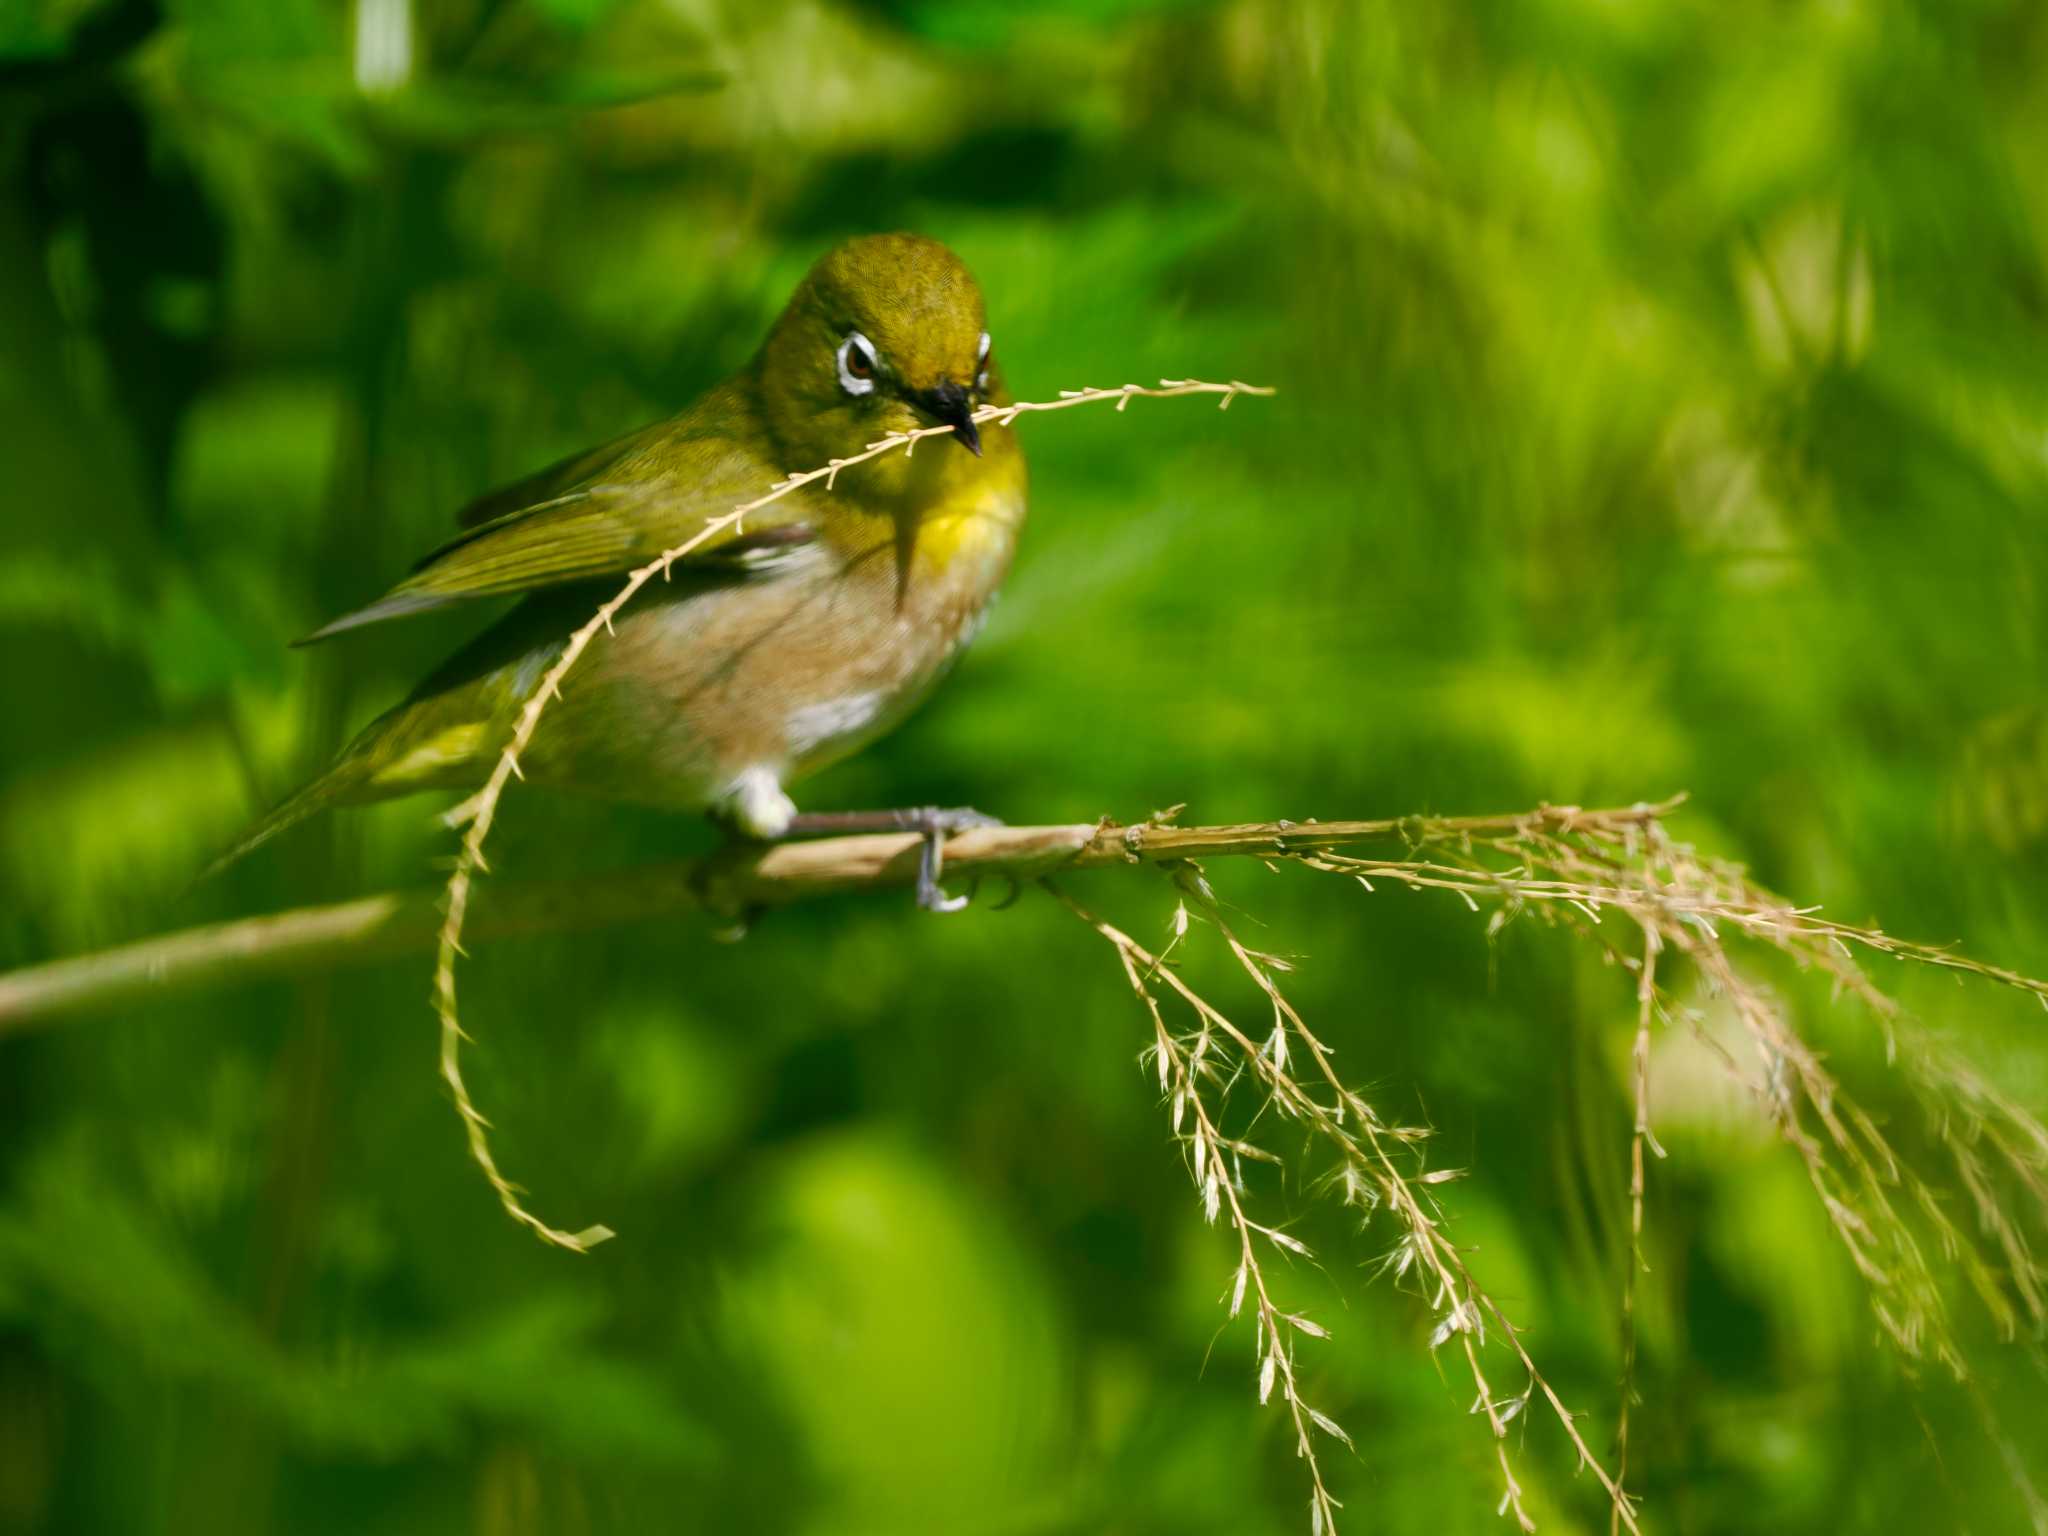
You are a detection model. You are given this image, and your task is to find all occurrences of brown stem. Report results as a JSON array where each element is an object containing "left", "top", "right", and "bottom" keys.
[{"left": 0, "top": 802, "right": 1673, "bottom": 1033}]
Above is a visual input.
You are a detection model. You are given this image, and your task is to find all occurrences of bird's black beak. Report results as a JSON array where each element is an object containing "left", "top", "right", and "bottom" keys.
[{"left": 917, "top": 380, "right": 982, "bottom": 457}]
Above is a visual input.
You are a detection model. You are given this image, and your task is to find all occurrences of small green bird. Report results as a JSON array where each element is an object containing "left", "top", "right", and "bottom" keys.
[{"left": 212, "top": 233, "right": 1024, "bottom": 910}]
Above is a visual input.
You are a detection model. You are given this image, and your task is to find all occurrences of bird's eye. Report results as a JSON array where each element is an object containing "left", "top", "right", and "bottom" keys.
[
  {"left": 837, "top": 332, "right": 878, "bottom": 396},
  {"left": 976, "top": 331, "right": 992, "bottom": 392}
]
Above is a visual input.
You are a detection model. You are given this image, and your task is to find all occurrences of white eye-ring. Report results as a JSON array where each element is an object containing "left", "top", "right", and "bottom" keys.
[
  {"left": 837, "top": 331, "right": 878, "bottom": 396},
  {"left": 976, "top": 330, "right": 991, "bottom": 391}
]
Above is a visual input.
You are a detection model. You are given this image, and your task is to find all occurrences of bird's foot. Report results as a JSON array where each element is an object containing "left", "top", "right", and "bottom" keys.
[{"left": 784, "top": 806, "right": 1004, "bottom": 913}]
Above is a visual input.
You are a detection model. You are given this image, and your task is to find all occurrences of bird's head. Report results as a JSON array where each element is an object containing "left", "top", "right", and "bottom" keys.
[{"left": 759, "top": 233, "right": 1005, "bottom": 499}]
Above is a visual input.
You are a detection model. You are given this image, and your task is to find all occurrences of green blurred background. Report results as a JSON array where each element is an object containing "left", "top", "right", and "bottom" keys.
[{"left": 3, "top": 0, "right": 2046, "bottom": 1531}]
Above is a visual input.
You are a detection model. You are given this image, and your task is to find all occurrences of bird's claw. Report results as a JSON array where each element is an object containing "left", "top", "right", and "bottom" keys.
[
  {"left": 780, "top": 804, "right": 1002, "bottom": 914},
  {"left": 910, "top": 806, "right": 1000, "bottom": 914}
]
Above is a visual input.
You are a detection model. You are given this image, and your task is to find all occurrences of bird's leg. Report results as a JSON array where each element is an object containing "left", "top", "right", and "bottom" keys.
[
  {"left": 696, "top": 769, "right": 800, "bottom": 937},
  {"left": 783, "top": 807, "right": 1004, "bottom": 913}
]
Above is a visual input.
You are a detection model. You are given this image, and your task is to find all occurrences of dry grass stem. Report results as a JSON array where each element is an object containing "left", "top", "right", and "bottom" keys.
[
  {"left": 1057, "top": 888, "right": 1349, "bottom": 1536},
  {"left": 0, "top": 805, "right": 1792, "bottom": 1032},
  {"left": 1056, "top": 801, "right": 2048, "bottom": 1533},
  {"left": 1293, "top": 808, "right": 2048, "bottom": 1361},
  {"left": 1613, "top": 929, "right": 1663, "bottom": 1536},
  {"left": 428, "top": 380, "right": 1275, "bottom": 1251}
]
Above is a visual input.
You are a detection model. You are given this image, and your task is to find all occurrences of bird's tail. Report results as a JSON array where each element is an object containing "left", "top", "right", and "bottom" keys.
[{"left": 196, "top": 758, "right": 369, "bottom": 882}]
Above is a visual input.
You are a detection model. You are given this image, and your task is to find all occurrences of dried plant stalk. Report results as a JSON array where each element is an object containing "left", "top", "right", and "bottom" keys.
[
  {"left": 1058, "top": 801, "right": 2048, "bottom": 1534},
  {"left": 1613, "top": 928, "right": 1663, "bottom": 1536},
  {"left": 1060, "top": 872, "right": 1641, "bottom": 1536},
  {"left": 428, "top": 380, "right": 1276, "bottom": 1250}
]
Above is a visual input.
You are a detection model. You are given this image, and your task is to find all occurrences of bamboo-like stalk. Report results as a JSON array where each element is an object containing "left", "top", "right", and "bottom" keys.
[{"left": 0, "top": 802, "right": 1666, "bottom": 1032}]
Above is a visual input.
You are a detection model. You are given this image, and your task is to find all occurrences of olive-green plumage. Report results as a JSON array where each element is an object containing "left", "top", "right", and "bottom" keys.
[{"left": 212, "top": 233, "right": 1025, "bottom": 872}]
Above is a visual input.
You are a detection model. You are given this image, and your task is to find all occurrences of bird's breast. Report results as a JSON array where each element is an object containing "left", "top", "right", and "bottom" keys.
[{"left": 526, "top": 472, "right": 1024, "bottom": 807}]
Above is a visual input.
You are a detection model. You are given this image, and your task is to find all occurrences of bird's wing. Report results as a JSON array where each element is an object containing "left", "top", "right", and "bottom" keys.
[{"left": 297, "top": 405, "right": 812, "bottom": 644}]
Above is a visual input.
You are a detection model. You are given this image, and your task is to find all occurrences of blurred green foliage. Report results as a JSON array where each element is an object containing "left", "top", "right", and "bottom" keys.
[{"left": 3, "top": 0, "right": 2046, "bottom": 1531}]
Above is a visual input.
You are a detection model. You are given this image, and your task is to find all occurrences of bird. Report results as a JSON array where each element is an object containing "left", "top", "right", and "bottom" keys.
[{"left": 207, "top": 232, "right": 1025, "bottom": 911}]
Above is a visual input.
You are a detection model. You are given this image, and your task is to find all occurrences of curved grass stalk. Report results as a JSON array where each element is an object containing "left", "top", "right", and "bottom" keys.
[{"left": 429, "top": 380, "right": 1275, "bottom": 1250}]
